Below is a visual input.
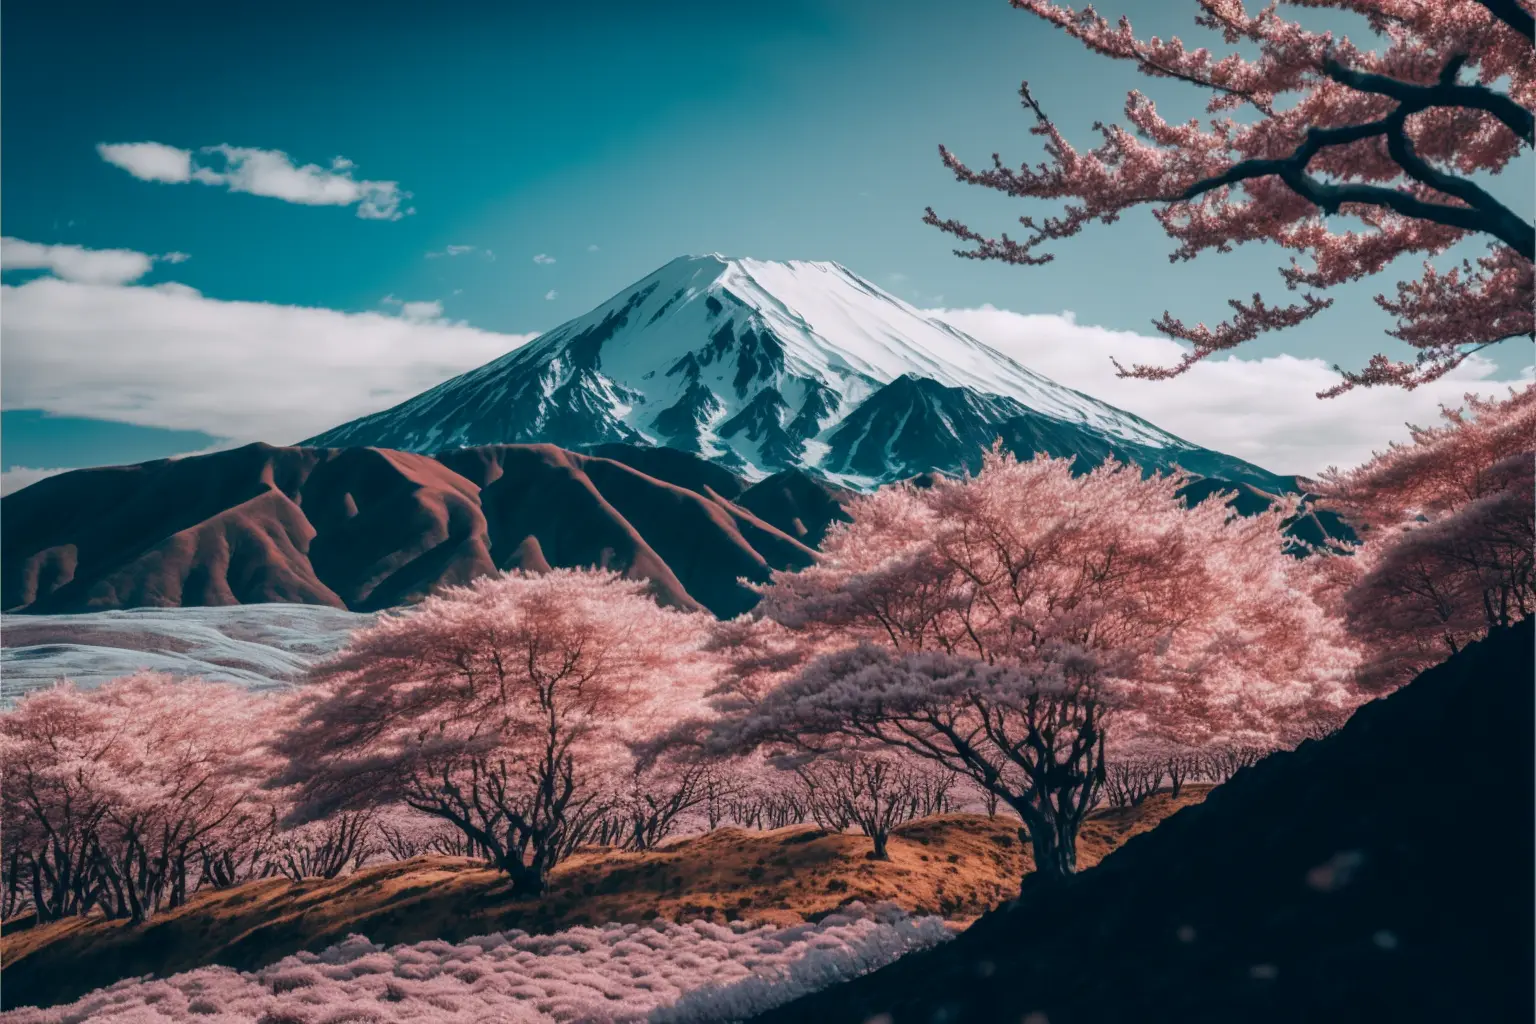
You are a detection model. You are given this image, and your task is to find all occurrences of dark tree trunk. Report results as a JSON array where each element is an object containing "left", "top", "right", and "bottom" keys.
[
  {"left": 30, "top": 861, "right": 50, "bottom": 923},
  {"left": 503, "top": 856, "right": 548, "bottom": 897},
  {"left": 1019, "top": 815, "right": 1078, "bottom": 889}
]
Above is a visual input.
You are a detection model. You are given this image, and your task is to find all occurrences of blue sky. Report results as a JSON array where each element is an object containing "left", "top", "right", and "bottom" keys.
[{"left": 2, "top": 0, "right": 1530, "bottom": 482}]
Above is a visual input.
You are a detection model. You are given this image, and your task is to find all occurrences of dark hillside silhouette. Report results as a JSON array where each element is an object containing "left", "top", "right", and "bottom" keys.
[{"left": 752, "top": 618, "right": 1535, "bottom": 1023}]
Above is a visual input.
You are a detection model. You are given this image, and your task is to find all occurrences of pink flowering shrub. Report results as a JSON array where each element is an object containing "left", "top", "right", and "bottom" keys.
[{"left": 1, "top": 903, "right": 950, "bottom": 1024}]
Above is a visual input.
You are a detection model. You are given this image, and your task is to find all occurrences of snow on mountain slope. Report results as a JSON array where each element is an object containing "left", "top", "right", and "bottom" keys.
[{"left": 305, "top": 255, "right": 1281, "bottom": 488}]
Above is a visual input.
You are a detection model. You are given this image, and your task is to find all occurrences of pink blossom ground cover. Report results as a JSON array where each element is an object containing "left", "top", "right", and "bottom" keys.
[{"left": 3, "top": 902, "right": 949, "bottom": 1024}]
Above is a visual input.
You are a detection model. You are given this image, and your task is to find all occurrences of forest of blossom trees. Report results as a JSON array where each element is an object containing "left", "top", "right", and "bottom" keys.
[
  {"left": 5, "top": 381, "right": 1529, "bottom": 922},
  {"left": 0, "top": 3, "right": 1530, "bottom": 1022},
  {"left": 3, "top": 0, "right": 1532, "bottom": 954}
]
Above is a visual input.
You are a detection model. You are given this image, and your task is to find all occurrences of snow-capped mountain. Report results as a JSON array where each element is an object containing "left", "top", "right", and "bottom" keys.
[{"left": 306, "top": 255, "right": 1286, "bottom": 489}]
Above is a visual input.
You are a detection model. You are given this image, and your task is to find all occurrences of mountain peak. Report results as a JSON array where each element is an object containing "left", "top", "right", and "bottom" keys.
[
  {"left": 656, "top": 254, "right": 859, "bottom": 290},
  {"left": 304, "top": 255, "right": 1284, "bottom": 490}
]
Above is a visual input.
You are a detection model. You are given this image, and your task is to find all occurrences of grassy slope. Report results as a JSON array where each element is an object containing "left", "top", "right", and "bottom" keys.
[{"left": 2, "top": 790, "right": 1207, "bottom": 1010}]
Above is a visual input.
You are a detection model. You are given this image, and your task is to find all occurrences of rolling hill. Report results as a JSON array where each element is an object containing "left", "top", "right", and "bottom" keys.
[
  {"left": 1, "top": 441, "right": 844, "bottom": 618},
  {"left": 1, "top": 439, "right": 1343, "bottom": 619},
  {"left": 0, "top": 793, "right": 1210, "bottom": 1012}
]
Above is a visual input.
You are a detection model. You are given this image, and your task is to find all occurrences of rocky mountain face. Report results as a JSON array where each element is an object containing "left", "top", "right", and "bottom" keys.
[{"left": 304, "top": 255, "right": 1290, "bottom": 491}]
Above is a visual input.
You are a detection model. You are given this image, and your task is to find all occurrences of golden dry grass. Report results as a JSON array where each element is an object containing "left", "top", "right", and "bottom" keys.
[{"left": 1, "top": 788, "right": 1209, "bottom": 1011}]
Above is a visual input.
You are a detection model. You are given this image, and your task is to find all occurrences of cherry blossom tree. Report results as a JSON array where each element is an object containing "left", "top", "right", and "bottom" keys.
[
  {"left": 698, "top": 764, "right": 743, "bottom": 831},
  {"left": 602, "top": 758, "right": 718, "bottom": 852},
  {"left": 1099, "top": 740, "right": 1219, "bottom": 806},
  {"left": 194, "top": 807, "right": 283, "bottom": 891},
  {"left": 273, "top": 569, "right": 715, "bottom": 896},
  {"left": 906, "top": 762, "right": 961, "bottom": 817},
  {"left": 1102, "top": 740, "right": 1226, "bottom": 803},
  {"left": 0, "top": 675, "right": 277, "bottom": 923},
  {"left": 973, "top": 782, "right": 1004, "bottom": 819},
  {"left": 1162, "top": 748, "right": 1204, "bottom": 798},
  {"left": 2, "top": 685, "right": 114, "bottom": 921},
  {"left": 272, "top": 812, "right": 377, "bottom": 881},
  {"left": 685, "top": 753, "right": 816, "bottom": 832},
  {"left": 926, "top": 0, "right": 1534, "bottom": 393},
  {"left": 374, "top": 805, "right": 486, "bottom": 862},
  {"left": 1103, "top": 756, "right": 1168, "bottom": 808},
  {"left": 727, "top": 784, "right": 812, "bottom": 831},
  {"left": 668, "top": 752, "right": 814, "bottom": 833},
  {"left": 1200, "top": 742, "right": 1271, "bottom": 782},
  {"left": 707, "top": 451, "right": 1358, "bottom": 884},
  {"left": 1312, "top": 384, "right": 1535, "bottom": 687},
  {"left": 793, "top": 752, "right": 949, "bottom": 859}
]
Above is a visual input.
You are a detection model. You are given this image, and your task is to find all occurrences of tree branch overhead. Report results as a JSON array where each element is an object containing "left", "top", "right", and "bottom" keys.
[{"left": 931, "top": 0, "right": 1535, "bottom": 394}]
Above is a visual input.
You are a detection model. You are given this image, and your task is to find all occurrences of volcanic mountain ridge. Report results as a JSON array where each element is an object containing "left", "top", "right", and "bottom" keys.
[{"left": 305, "top": 255, "right": 1290, "bottom": 490}]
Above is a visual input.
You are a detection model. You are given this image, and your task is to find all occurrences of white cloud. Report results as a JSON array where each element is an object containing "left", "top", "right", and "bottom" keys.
[
  {"left": 544, "top": 290, "right": 558, "bottom": 301},
  {"left": 1, "top": 237, "right": 188, "bottom": 286},
  {"left": 380, "top": 295, "right": 448, "bottom": 322},
  {"left": 0, "top": 466, "right": 68, "bottom": 496},
  {"left": 3, "top": 277, "right": 539, "bottom": 445},
  {"left": 96, "top": 142, "right": 193, "bottom": 183},
  {"left": 532, "top": 253, "right": 556, "bottom": 265},
  {"left": 927, "top": 304, "right": 1532, "bottom": 476},
  {"left": 399, "top": 300, "right": 444, "bottom": 321},
  {"left": 587, "top": 244, "right": 600, "bottom": 252},
  {"left": 97, "top": 141, "right": 412, "bottom": 220}
]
